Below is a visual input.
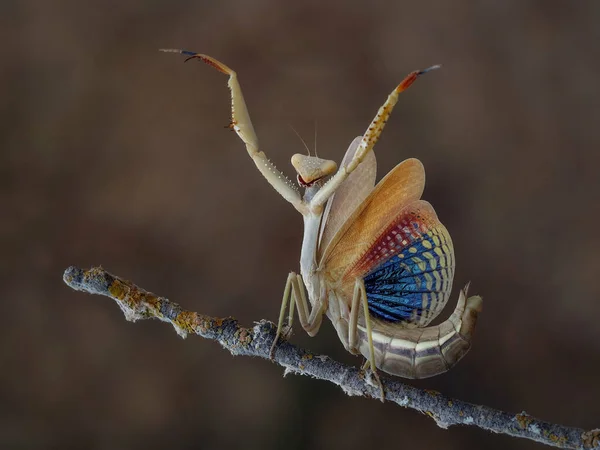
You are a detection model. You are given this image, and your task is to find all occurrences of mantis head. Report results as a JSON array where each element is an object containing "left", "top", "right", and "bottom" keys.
[{"left": 291, "top": 154, "right": 337, "bottom": 187}]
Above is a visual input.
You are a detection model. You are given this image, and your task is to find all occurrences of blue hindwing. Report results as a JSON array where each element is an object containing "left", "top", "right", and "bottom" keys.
[{"left": 364, "top": 228, "right": 453, "bottom": 324}]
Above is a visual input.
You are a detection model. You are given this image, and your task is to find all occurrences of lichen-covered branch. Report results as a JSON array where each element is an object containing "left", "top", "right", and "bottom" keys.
[{"left": 63, "top": 266, "right": 599, "bottom": 449}]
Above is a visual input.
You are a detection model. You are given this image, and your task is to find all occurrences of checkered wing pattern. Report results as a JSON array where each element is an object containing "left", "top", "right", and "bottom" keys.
[{"left": 346, "top": 200, "right": 454, "bottom": 326}]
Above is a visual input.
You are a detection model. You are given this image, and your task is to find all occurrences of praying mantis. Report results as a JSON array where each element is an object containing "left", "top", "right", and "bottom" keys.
[{"left": 161, "top": 49, "right": 483, "bottom": 398}]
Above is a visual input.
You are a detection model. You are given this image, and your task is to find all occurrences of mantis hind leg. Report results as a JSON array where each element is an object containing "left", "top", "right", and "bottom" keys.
[{"left": 348, "top": 278, "right": 385, "bottom": 401}]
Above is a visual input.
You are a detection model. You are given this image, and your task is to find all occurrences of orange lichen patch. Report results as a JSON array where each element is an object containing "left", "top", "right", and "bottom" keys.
[
  {"left": 86, "top": 266, "right": 104, "bottom": 278},
  {"left": 516, "top": 412, "right": 533, "bottom": 430},
  {"left": 447, "top": 401, "right": 453, "bottom": 407},
  {"left": 134, "top": 293, "right": 161, "bottom": 315},
  {"left": 106, "top": 276, "right": 161, "bottom": 313},
  {"left": 582, "top": 429, "right": 600, "bottom": 449},
  {"left": 107, "top": 278, "right": 128, "bottom": 301},
  {"left": 235, "top": 328, "right": 253, "bottom": 346},
  {"left": 176, "top": 311, "right": 201, "bottom": 334},
  {"left": 302, "top": 353, "right": 314, "bottom": 361},
  {"left": 425, "top": 389, "right": 440, "bottom": 396},
  {"left": 111, "top": 280, "right": 162, "bottom": 313},
  {"left": 545, "top": 432, "right": 568, "bottom": 446}
]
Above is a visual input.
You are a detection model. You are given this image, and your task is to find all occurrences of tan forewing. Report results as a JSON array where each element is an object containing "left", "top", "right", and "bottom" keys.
[
  {"left": 318, "top": 136, "right": 377, "bottom": 258},
  {"left": 320, "top": 158, "right": 426, "bottom": 281}
]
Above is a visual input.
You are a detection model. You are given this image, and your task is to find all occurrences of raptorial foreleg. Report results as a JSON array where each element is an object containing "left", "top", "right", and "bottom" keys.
[
  {"left": 310, "top": 65, "right": 440, "bottom": 208},
  {"left": 161, "top": 49, "right": 306, "bottom": 214}
]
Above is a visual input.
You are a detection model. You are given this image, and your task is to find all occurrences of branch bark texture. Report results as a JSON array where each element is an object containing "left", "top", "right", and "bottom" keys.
[{"left": 63, "top": 266, "right": 599, "bottom": 450}]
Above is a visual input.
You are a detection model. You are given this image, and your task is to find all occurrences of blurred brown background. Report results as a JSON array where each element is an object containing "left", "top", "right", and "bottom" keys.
[{"left": 2, "top": 0, "right": 600, "bottom": 449}]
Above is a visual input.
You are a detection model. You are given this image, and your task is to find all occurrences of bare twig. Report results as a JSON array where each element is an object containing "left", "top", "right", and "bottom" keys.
[{"left": 63, "top": 266, "right": 599, "bottom": 449}]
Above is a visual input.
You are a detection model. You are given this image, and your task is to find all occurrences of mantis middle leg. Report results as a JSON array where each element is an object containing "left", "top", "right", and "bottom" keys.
[{"left": 270, "top": 272, "right": 326, "bottom": 358}]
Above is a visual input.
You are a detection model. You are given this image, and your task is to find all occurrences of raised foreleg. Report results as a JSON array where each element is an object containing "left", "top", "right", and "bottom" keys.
[
  {"left": 310, "top": 65, "right": 440, "bottom": 209},
  {"left": 161, "top": 49, "right": 306, "bottom": 214}
]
